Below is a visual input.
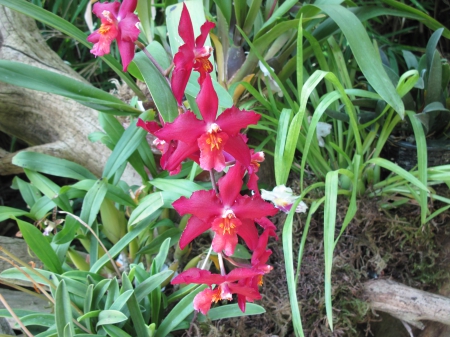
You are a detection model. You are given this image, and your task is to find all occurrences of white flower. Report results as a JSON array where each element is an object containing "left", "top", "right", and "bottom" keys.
[
  {"left": 316, "top": 122, "right": 332, "bottom": 147},
  {"left": 261, "top": 185, "right": 308, "bottom": 214},
  {"left": 259, "top": 61, "right": 283, "bottom": 97}
]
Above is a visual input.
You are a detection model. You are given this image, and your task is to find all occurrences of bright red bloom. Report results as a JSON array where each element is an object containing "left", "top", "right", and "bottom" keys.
[
  {"left": 171, "top": 267, "right": 263, "bottom": 315},
  {"left": 156, "top": 74, "right": 260, "bottom": 172},
  {"left": 173, "top": 162, "right": 278, "bottom": 256},
  {"left": 137, "top": 119, "right": 199, "bottom": 175},
  {"left": 171, "top": 3, "right": 215, "bottom": 105},
  {"left": 87, "top": 0, "right": 139, "bottom": 72},
  {"left": 237, "top": 230, "right": 273, "bottom": 312}
]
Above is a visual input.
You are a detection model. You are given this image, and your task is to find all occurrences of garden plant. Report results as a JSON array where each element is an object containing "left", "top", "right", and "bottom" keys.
[{"left": 0, "top": 0, "right": 449, "bottom": 336}]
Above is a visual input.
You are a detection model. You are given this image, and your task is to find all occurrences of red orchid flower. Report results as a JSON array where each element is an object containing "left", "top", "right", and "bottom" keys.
[
  {"left": 173, "top": 162, "right": 278, "bottom": 256},
  {"left": 171, "top": 267, "right": 263, "bottom": 315},
  {"left": 87, "top": 0, "right": 139, "bottom": 72},
  {"left": 171, "top": 3, "right": 215, "bottom": 105},
  {"left": 237, "top": 230, "right": 273, "bottom": 312},
  {"left": 137, "top": 119, "right": 199, "bottom": 175},
  {"left": 155, "top": 73, "right": 260, "bottom": 172}
]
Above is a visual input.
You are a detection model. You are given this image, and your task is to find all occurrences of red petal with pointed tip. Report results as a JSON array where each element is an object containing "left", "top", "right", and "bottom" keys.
[
  {"left": 196, "top": 73, "right": 218, "bottom": 123},
  {"left": 173, "top": 190, "right": 222, "bottom": 219},
  {"left": 178, "top": 216, "right": 211, "bottom": 250},
  {"left": 118, "top": 0, "right": 137, "bottom": 20},
  {"left": 137, "top": 119, "right": 160, "bottom": 134},
  {"left": 216, "top": 106, "right": 260, "bottom": 136},
  {"left": 171, "top": 45, "right": 194, "bottom": 105},
  {"left": 232, "top": 195, "right": 278, "bottom": 220},
  {"left": 195, "top": 21, "right": 215, "bottom": 47},
  {"left": 171, "top": 268, "right": 225, "bottom": 286},
  {"left": 116, "top": 38, "right": 135, "bottom": 72},
  {"left": 178, "top": 3, "right": 195, "bottom": 49},
  {"left": 237, "top": 219, "right": 259, "bottom": 251},
  {"left": 223, "top": 135, "right": 251, "bottom": 168},
  {"left": 217, "top": 163, "right": 243, "bottom": 207},
  {"left": 155, "top": 111, "right": 204, "bottom": 144}
]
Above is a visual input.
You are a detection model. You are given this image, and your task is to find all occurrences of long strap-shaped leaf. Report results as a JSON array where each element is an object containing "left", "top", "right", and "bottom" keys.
[{"left": 0, "top": 0, "right": 144, "bottom": 99}]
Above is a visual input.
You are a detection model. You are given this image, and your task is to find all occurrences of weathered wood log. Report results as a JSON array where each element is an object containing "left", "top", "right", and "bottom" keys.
[
  {"left": 364, "top": 279, "right": 450, "bottom": 330},
  {"left": 0, "top": 6, "right": 140, "bottom": 185}
]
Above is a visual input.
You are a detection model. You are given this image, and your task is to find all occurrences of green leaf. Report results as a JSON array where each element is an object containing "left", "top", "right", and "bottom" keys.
[
  {"left": 132, "top": 42, "right": 178, "bottom": 123},
  {"left": 150, "top": 178, "right": 206, "bottom": 197},
  {"left": 109, "top": 290, "right": 134, "bottom": 311},
  {"left": 323, "top": 171, "right": 339, "bottom": 331},
  {"left": 16, "top": 218, "right": 63, "bottom": 274},
  {"left": 0, "top": 206, "right": 30, "bottom": 222},
  {"left": 13, "top": 176, "right": 41, "bottom": 208},
  {"left": 308, "top": 4, "right": 405, "bottom": 117},
  {"left": 96, "top": 310, "right": 128, "bottom": 327},
  {"left": 80, "top": 179, "right": 108, "bottom": 227},
  {"left": 137, "top": 228, "right": 181, "bottom": 255},
  {"left": 90, "top": 210, "right": 162, "bottom": 273},
  {"left": 102, "top": 111, "right": 151, "bottom": 180},
  {"left": 282, "top": 198, "right": 305, "bottom": 337},
  {"left": 55, "top": 280, "right": 74, "bottom": 337},
  {"left": 24, "top": 169, "right": 72, "bottom": 212},
  {"left": 155, "top": 285, "right": 207, "bottom": 337},
  {"left": 0, "top": 0, "right": 144, "bottom": 98},
  {"left": 135, "top": 270, "right": 174, "bottom": 302},
  {"left": 205, "top": 303, "right": 265, "bottom": 320},
  {"left": 19, "top": 313, "right": 55, "bottom": 327},
  {"left": 128, "top": 192, "right": 164, "bottom": 227},
  {"left": 102, "top": 325, "right": 133, "bottom": 337},
  {"left": 0, "top": 61, "right": 140, "bottom": 116},
  {"left": 12, "top": 152, "right": 97, "bottom": 180}
]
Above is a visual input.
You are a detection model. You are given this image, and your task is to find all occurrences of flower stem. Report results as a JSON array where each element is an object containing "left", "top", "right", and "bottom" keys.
[
  {"left": 209, "top": 170, "right": 218, "bottom": 194},
  {"left": 218, "top": 253, "right": 226, "bottom": 276},
  {"left": 201, "top": 244, "right": 213, "bottom": 270}
]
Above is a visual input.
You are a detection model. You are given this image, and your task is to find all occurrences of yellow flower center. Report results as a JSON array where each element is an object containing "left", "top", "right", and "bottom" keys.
[{"left": 219, "top": 213, "right": 237, "bottom": 235}]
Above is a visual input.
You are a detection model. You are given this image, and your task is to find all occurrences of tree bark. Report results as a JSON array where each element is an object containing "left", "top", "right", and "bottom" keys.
[
  {"left": 0, "top": 6, "right": 141, "bottom": 185},
  {"left": 364, "top": 279, "right": 450, "bottom": 330}
]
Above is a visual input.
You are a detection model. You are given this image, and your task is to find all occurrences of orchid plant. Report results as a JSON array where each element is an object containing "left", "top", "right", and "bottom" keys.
[{"left": 136, "top": 4, "right": 279, "bottom": 317}]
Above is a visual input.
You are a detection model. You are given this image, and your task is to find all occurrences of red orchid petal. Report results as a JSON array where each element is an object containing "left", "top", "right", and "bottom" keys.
[
  {"left": 155, "top": 111, "right": 204, "bottom": 144},
  {"left": 171, "top": 45, "right": 195, "bottom": 105},
  {"left": 116, "top": 38, "right": 135, "bottom": 72},
  {"left": 178, "top": 216, "right": 211, "bottom": 250},
  {"left": 251, "top": 230, "right": 272, "bottom": 266},
  {"left": 233, "top": 195, "right": 278, "bottom": 220},
  {"left": 137, "top": 119, "right": 160, "bottom": 134},
  {"left": 193, "top": 289, "right": 214, "bottom": 315},
  {"left": 237, "top": 219, "right": 259, "bottom": 251},
  {"left": 118, "top": 0, "right": 137, "bottom": 20},
  {"left": 87, "top": 31, "right": 101, "bottom": 43},
  {"left": 237, "top": 294, "right": 246, "bottom": 312},
  {"left": 223, "top": 135, "right": 251, "bottom": 168},
  {"left": 92, "top": 1, "right": 120, "bottom": 18},
  {"left": 173, "top": 190, "right": 222, "bottom": 219},
  {"left": 118, "top": 12, "right": 140, "bottom": 42},
  {"left": 226, "top": 268, "right": 264, "bottom": 282},
  {"left": 247, "top": 172, "right": 260, "bottom": 196},
  {"left": 195, "top": 21, "right": 215, "bottom": 47},
  {"left": 178, "top": 3, "right": 195, "bottom": 48},
  {"left": 196, "top": 73, "right": 218, "bottom": 123},
  {"left": 171, "top": 268, "right": 225, "bottom": 286},
  {"left": 198, "top": 131, "right": 229, "bottom": 172},
  {"left": 217, "top": 163, "right": 243, "bottom": 207},
  {"left": 255, "top": 217, "right": 278, "bottom": 238},
  {"left": 160, "top": 141, "right": 198, "bottom": 174},
  {"left": 216, "top": 106, "right": 261, "bottom": 136},
  {"left": 212, "top": 232, "right": 238, "bottom": 256},
  {"left": 228, "top": 283, "right": 262, "bottom": 301}
]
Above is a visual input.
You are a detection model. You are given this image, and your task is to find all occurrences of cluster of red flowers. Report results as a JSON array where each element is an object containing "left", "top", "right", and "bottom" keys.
[{"left": 88, "top": 1, "right": 278, "bottom": 315}]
